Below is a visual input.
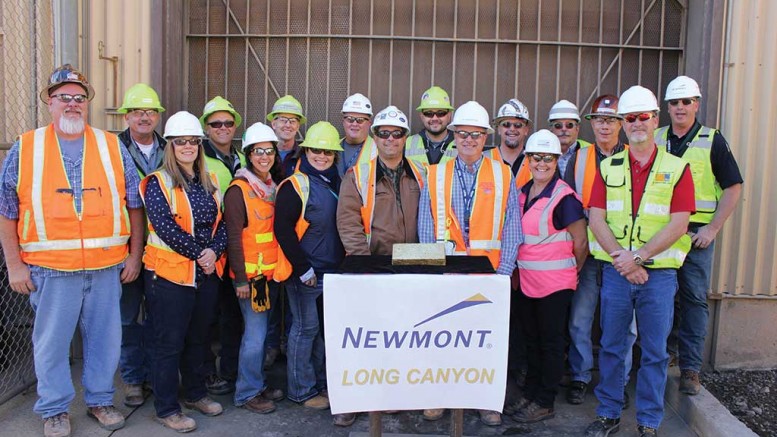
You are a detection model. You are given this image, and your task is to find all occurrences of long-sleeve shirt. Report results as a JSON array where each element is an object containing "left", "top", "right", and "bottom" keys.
[{"left": 417, "top": 156, "right": 523, "bottom": 275}]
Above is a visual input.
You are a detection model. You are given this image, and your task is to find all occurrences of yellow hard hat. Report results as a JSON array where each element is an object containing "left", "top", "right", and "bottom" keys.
[
  {"left": 301, "top": 122, "right": 343, "bottom": 151},
  {"left": 416, "top": 86, "right": 455, "bottom": 111},
  {"left": 117, "top": 83, "right": 165, "bottom": 113},
  {"left": 200, "top": 96, "right": 242, "bottom": 128},
  {"left": 266, "top": 95, "right": 307, "bottom": 124}
]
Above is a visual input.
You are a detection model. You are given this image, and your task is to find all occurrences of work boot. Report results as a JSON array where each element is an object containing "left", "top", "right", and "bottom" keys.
[
  {"left": 583, "top": 416, "right": 621, "bottom": 437},
  {"left": 506, "top": 397, "right": 532, "bottom": 415},
  {"left": 124, "top": 383, "right": 145, "bottom": 407},
  {"left": 264, "top": 348, "right": 280, "bottom": 369},
  {"left": 156, "top": 412, "right": 197, "bottom": 433},
  {"left": 260, "top": 386, "right": 285, "bottom": 401},
  {"left": 567, "top": 381, "right": 587, "bottom": 405},
  {"left": 205, "top": 374, "right": 234, "bottom": 395},
  {"left": 679, "top": 370, "right": 701, "bottom": 395},
  {"left": 87, "top": 405, "right": 125, "bottom": 431},
  {"left": 302, "top": 394, "right": 330, "bottom": 410},
  {"left": 422, "top": 408, "right": 445, "bottom": 421},
  {"left": 333, "top": 412, "right": 357, "bottom": 427},
  {"left": 512, "top": 401, "right": 555, "bottom": 423},
  {"left": 478, "top": 409, "right": 502, "bottom": 426},
  {"left": 638, "top": 425, "right": 658, "bottom": 436},
  {"left": 183, "top": 396, "right": 223, "bottom": 416},
  {"left": 241, "top": 395, "right": 276, "bottom": 414},
  {"left": 43, "top": 413, "right": 70, "bottom": 437}
]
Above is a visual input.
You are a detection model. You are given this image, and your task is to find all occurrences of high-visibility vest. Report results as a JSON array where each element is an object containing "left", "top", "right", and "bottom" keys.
[
  {"left": 517, "top": 180, "right": 579, "bottom": 297},
  {"left": 140, "top": 170, "right": 225, "bottom": 286},
  {"left": 427, "top": 158, "right": 512, "bottom": 269},
  {"left": 405, "top": 134, "right": 457, "bottom": 167},
  {"left": 16, "top": 125, "right": 130, "bottom": 271},
  {"left": 654, "top": 125, "right": 721, "bottom": 224},
  {"left": 486, "top": 146, "right": 532, "bottom": 189},
  {"left": 204, "top": 150, "right": 246, "bottom": 197},
  {"left": 571, "top": 143, "right": 630, "bottom": 209},
  {"left": 273, "top": 172, "right": 310, "bottom": 282},
  {"left": 589, "top": 148, "right": 691, "bottom": 269},
  {"left": 352, "top": 158, "right": 426, "bottom": 243},
  {"left": 343, "top": 136, "right": 378, "bottom": 168},
  {"left": 227, "top": 179, "right": 278, "bottom": 281}
]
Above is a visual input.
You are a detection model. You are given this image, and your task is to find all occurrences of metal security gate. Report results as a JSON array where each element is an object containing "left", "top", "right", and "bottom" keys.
[{"left": 186, "top": 0, "right": 686, "bottom": 139}]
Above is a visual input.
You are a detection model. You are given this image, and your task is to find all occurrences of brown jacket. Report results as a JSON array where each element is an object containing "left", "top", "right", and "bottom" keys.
[{"left": 336, "top": 158, "right": 421, "bottom": 255}]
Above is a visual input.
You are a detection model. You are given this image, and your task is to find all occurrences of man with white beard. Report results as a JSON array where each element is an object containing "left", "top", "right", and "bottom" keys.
[{"left": 0, "top": 64, "right": 144, "bottom": 437}]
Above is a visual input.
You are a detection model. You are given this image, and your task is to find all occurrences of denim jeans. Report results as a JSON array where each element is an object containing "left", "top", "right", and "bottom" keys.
[
  {"left": 676, "top": 238, "right": 714, "bottom": 373},
  {"left": 595, "top": 264, "right": 677, "bottom": 429},
  {"left": 234, "top": 281, "right": 276, "bottom": 406},
  {"left": 29, "top": 268, "right": 122, "bottom": 418},
  {"left": 285, "top": 277, "right": 327, "bottom": 403},
  {"left": 204, "top": 276, "right": 243, "bottom": 380},
  {"left": 119, "top": 274, "right": 152, "bottom": 385},
  {"left": 568, "top": 257, "right": 637, "bottom": 384},
  {"left": 144, "top": 270, "right": 219, "bottom": 418}
]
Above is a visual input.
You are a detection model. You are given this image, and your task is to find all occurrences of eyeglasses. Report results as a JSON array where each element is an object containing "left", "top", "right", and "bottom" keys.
[
  {"left": 50, "top": 93, "right": 88, "bottom": 104},
  {"left": 308, "top": 148, "right": 335, "bottom": 156},
  {"left": 592, "top": 117, "right": 619, "bottom": 125},
  {"left": 422, "top": 110, "right": 449, "bottom": 118},
  {"left": 343, "top": 116, "right": 370, "bottom": 124},
  {"left": 528, "top": 153, "right": 557, "bottom": 163},
  {"left": 171, "top": 138, "right": 202, "bottom": 146},
  {"left": 551, "top": 122, "right": 577, "bottom": 130},
  {"left": 274, "top": 116, "right": 300, "bottom": 125},
  {"left": 668, "top": 98, "right": 695, "bottom": 106},
  {"left": 500, "top": 121, "right": 526, "bottom": 129},
  {"left": 623, "top": 112, "right": 656, "bottom": 123},
  {"left": 250, "top": 147, "right": 276, "bottom": 156},
  {"left": 207, "top": 120, "right": 235, "bottom": 129},
  {"left": 375, "top": 130, "right": 405, "bottom": 139},
  {"left": 129, "top": 109, "right": 158, "bottom": 118},
  {"left": 453, "top": 130, "right": 487, "bottom": 140}
]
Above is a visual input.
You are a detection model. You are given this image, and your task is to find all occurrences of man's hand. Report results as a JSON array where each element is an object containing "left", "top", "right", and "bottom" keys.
[
  {"left": 8, "top": 262, "right": 35, "bottom": 294},
  {"left": 689, "top": 225, "right": 718, "bottom": 249},
  {"left": 120, "top": 254, "right": 142, "bottom": 284},
  {"left": 624, "top": 266, "right": 649, "bottom": 285},
  {"left": 610, "top": 249, "right": 639, "bottom": 276}
]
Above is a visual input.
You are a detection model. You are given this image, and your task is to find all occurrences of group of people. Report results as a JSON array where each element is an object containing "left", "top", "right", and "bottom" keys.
[{"left": 0, "top": 64, "right": 742, "bottom": 437}]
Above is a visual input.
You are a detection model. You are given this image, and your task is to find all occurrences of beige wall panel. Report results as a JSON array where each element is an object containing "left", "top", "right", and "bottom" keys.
[
  {"left": 714, "top": 0, "right": 777, "bottom": 296},
  {"left": 711, "top": 298, "right": 777, "bottom": 369}
]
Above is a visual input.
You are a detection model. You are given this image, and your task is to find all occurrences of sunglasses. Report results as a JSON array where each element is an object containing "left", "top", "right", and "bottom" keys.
[
  {"left": 453, "top": 130, "right": 487, "bottom": 140},
  {"left": 623, "top": 112, "right": 656, "bottom": 123},
  {"left": 51, "top": 93, "right": 88, "bottom": 104},
  {"left": 528, "top": 153, "right": 557, "bottom": 163},
  {"left": 250, "top": 147, "right": 276, "bottom": 156},
  {"left": 172, "top": 138, "right": 202, "bottom": 146},
  {"left": 422, "top": 110, "right": 449, "bottom": 118},
  {"left": 308, "top": 148, "right": 336, "bottom": 156},
  {"left": 500, "top": 121, "right": 526, "bottom": 129},
  {"left": 274, "top": 116, "right": 300, "bottom": 125},
  {"left": 552, "top": 122, "right": 577, "bottom": 130},
  {"left": 129, "top": 109, "right": 158, "bottom": 118},
  {"left": 591, "top": 116, "right": 619, "bottom": 125},
  {"left": 207, "top": 120, "right": 235, "bottom": 129},
  {"left": 668, "top": 98, "right": 695, "bottom": 106},
  {"left": 343, "top": 115, "right": 370, "bottom": 124},
  {"left": 375, "top": 130, "right": 405, "bottom": 139}
]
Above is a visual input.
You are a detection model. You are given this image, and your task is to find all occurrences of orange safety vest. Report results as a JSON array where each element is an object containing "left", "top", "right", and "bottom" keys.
[
  {"left": 227, "top": 179, "right": 278, "bottom": 281},
  {"left": 486, "top": 146, "right": 532, "bottom": 189},
  {"left": 273, "top": 173, "right": 310, "bottom": 282},
  {"left": 572, "top": 143, "right": 629, "bottom": 209},
  {"left": 16, "top": 125, "right": 130, "bottom": 271},
  {"left": 352, "top": 158, "right": 426, "bottom": 243},
  {"left": 140, "top": 170, "right": 225, "bottom": 287},
  {"left": 428, "top": 158, "right": 512, "bottom": 269}
]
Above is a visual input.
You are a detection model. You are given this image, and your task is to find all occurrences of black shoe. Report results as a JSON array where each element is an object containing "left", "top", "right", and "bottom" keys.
[
  {"left": 638, "top": 425, "right": 658, "bottom": 436},
  {"left": 566, "top": 381, "right": 587, "bottom": 404},
  {"left": 584, "top": 416, "right": 621, "bottom": 436},
  {"left": 205, "top": 374, "right": 234, "bottom": 395},
  {"left": 622, "top": 389, "right": 630, "bottom": 411}
]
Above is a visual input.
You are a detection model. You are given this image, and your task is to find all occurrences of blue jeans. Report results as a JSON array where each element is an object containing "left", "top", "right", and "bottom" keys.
[
  {"left": 119, "top": 274, "right": 152, "bottom": 385},
  {"left": 29, "top": 268, "right": 122, "bottom": 418},
  {"left": 595, "top": 264, "right": 677, "bottom": 429},
  {"left": 568, "top": 257, "right": 637, "bottom": 384},
  {"left": 285, "top": 277, "right": 326, "bottom": 403},
  {"left": 234, "top": 281, "right": 275, "bottom": 406},
  {"left": 144, "top": 270, "right": 219, "bottom": 418},
  {"left": 676, "top": 238, "right": 714, "bottom": 373},
  {"left": 265, "top": 284, "right": 292, "bottom": 350}
]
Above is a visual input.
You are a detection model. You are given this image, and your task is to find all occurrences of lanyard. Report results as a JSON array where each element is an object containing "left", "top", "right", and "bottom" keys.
[{"left": 454, "top": 160, "right": 478, "bottom": 234}]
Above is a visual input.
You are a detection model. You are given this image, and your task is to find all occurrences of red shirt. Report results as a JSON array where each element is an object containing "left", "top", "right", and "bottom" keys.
[{"left": 590, "top": 146, "right": 696, "bottom": 217}]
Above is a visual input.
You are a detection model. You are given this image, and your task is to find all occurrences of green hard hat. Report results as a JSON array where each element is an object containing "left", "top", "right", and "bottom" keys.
[
  {"left": 200, "top": 96, "right": 242, "bottom": 128},
  {"left": 117, "top": 83, "right": 165, "bottom": 114},
  {"left": 416, "top": 86, "right": 455, "bottom": 111},
  {"left": 301, "top": 121, "right": 343, "bottom": 151},
  {"left": 266, "top": 95, "right": 307, "bottom": 125}
]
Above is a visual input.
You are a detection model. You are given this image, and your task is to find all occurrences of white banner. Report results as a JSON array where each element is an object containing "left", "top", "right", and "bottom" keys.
[{"left": 323, "top": 274, "right": 510, "bottom": 414}]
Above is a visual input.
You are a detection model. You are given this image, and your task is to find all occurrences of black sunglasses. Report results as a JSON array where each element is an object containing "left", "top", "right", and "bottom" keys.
[
  {"left": 172, "top": 138, "right": 202, "bottom": 146},
  {"left": 308, "top": 148, "right": 336, "bottom": 156},
  {"left": 500, "top": 121, "right": 526, "bottom": 129},
  {"left": 207, "top": 120, "right": 235, "bottom": 129},
  {"left": 422, "top": 110, "right": 449, "bottom": 118},
  {"left": 668, "top": 98, "right": 695, "bottom": 106},
  {"left": 343, "top": 116, "right": 370, "bottom": 124},
  {"left": 375, "top": 130, "right": 405, "bottom": 139},
  {"left": 552, "top": 122, "right": 577, "bottom": 130},
  {"left": 453, "top": 130, "right": 486, "bottom": 140},
  {"left": 528, "top": 153, "right": 557, "bottom": 163}
]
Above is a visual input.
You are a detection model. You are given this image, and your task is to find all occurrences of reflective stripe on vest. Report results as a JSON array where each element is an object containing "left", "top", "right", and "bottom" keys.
[
  {"left": 273, "top": 172, "right": 311, "bottom": 282},
  {"left": 228, "top": 179, "right": 278, "bottom": 280},
  {"left": 486, "top": 146, "right": 532, "bottom": 189}
]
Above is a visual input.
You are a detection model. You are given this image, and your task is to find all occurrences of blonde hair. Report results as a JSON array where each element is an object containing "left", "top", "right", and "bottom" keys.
[{"left": 162, "top": 139, "right": 216, "bottom": 194}]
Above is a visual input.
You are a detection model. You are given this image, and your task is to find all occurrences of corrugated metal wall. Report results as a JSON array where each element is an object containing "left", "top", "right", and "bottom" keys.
[{"left": 713, "top": 0, "right": 777, "bottom": 296}]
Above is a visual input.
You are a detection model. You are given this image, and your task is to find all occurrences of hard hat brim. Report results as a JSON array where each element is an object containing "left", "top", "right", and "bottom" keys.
[{"left": 40, "top": 82, "right": 95, "bottom": 104}]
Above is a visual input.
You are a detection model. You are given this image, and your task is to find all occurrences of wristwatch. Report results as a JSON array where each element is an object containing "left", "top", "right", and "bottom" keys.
[{"left": 633, "top": 252, "right": 645, "bottom": 266}]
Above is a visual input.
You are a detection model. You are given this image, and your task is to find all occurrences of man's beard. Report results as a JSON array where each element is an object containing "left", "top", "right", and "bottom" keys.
[
  {"left": 59, "top": 116, "right": 85, "bottom": 135},
  {"left": 504, "top": 136, "right": 520, "bottom": 149},
  {"left": 627, "top": 131, "right": 649, "bottom": 144}
]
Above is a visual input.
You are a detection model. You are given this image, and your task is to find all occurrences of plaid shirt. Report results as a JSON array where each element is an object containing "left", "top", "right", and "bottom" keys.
[{"left": 418, "top": 156, "right": 523, "bottom": 275}]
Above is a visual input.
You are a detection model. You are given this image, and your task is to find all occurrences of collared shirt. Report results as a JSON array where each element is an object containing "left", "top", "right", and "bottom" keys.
[
  {"left": 121, "top": 130, "right": 164, "bottom": 177},
  {"left": 207, "top": 140, "right": 241, "bottom": 175},
  {"left": 562, "top": 141, "right": 627, "bottom": 191},
  {"left": 421, "top": 130, "right": 456, "bottom": 165},
  {"left": 378, "top": 158, "right": 405, "bottom": 207},
  {"left": 558, "top": 140, "right": 584, "bottom": 179},
  {"left": 521, "top": 175, "right": 585, "bottom": 229},
  {"left": 417, "top": 156, "right": 523, "bottom": 275}
]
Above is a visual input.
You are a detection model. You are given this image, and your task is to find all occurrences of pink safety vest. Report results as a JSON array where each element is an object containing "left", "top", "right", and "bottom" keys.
[{"left": 517, "top": 180, "right": 579, "bottom": 298}]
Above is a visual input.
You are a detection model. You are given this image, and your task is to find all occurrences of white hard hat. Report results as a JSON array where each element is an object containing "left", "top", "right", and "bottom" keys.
[
  {"left": 164, "top": 111, "right": 204, "bottom": 139},
  {"left": 525, "top": 129, "right": 562, "bottom": 155},
  {"left": 372, "top": 105, "right": 410, "bottom": 134},
  {"left": 342, "top": 93, "right": 373, "bottom": 116},
  {"left": 493, "top": 99, "right": 531, "bottom": 125},
  {"left": 548, "top": 99, "right": 580, "bottom": 122},
  {"left": 449, "top": 101, "right": 494, "bottom": 133},
  {"left": 242, "top": 122, "right": 278, "bottom": 153},
  {"left": 617, "top": 86, "right": 660, "bottom": 115},
  {"left": 665, "top": 76, "right": 702, "bottom": 101}
]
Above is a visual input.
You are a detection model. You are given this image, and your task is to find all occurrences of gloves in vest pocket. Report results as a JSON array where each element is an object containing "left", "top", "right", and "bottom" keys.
[{"left": 250, "top": 276, "right": 272, "bottom": 313}]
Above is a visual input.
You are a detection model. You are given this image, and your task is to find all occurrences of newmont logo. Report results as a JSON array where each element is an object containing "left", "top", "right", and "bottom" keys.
[{"left": 414, "top": 293, "right": 493, "bottom": 327}]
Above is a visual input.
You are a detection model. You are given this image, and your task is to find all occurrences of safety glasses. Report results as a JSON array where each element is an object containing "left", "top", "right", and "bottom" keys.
[
  {"left": 623, "top": 112, "right": 656, "bottom": 123},
  {"left": 343, "top": 115, "right": 370, "bottom": 124},
  {"left": 207, "top": 120, "right": 235, "bottom": 129},
  {"left": 308, "top": 148, "right": 335, "bottom": 156},
  {"left": 374, "top": 130, "right": 405, "bottom": 139},
  {"left": 50, "top": 93, "right": 88, "bottom": 104},
  {"left": 551, "top": 121, "right": 577, "bottom": 130},
  {"left": 500, "top": 121, "right": 526, "bottom": 129},
  {"left": 172, "top": 138, "right": 202, "bottom": 146},
  {"left": 274, "top": 116, "right": 300, "bottom": 125},
  {"left": 422, "top": 110, "right": 449, "bottom": 118},
  {"left": 250, "top": 147, "right": 276, "bottom": 156},
  {"left": 129, "top": 109, "right": 159, "bottom": 118},
  {"left": 528, "top": 153, "right": 557, "bottom": 163},
  {"left": 668, "top": 98, "right": 695, "bottom": 106},
  {"left": 453, "top": 130, "right": 486, "bottom": 140}
]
